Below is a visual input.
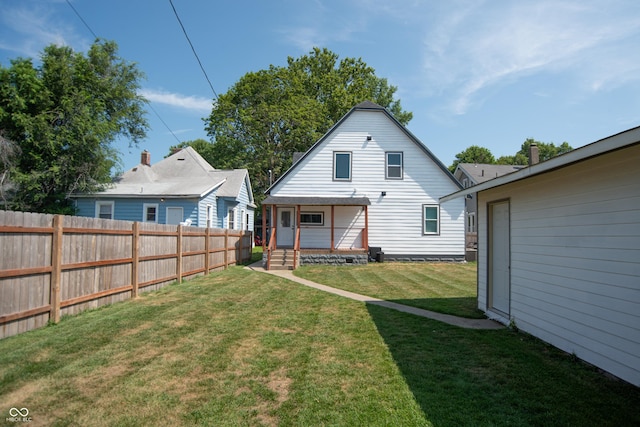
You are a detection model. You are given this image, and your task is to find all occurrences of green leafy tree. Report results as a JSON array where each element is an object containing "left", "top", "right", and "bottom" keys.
[
  {"left": 204, "top": 47, "right": 412, "bottom": 205},
  {"left": 0, "top": 133, "right": 20, "bottom": 207},
  {"left": 497, "top": 138, "right": 573, "bottom": 165},
  {"left": 167, "top": 139, "right": 216, "bottom": 162},
  {"left": 0, "top": 40, "right": 148, "bottom": 213},
  {"left": 449, "top": 145, "right": 496, "bottom": 172}
]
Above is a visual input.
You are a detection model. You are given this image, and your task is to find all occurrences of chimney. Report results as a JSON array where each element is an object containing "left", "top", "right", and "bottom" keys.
[
  {"left": 141, "top": 150, "right": 151, "bottom": 166},
  {"left": 529, "top": 143, "right": 539, "bottom": 166}
]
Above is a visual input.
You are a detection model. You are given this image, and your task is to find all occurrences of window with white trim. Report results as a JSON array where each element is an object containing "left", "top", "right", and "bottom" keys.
[
  {"left": 300, "top": 212, "right": 324, "bottom": 226},
  {"left": 228, "top": 208, "right": 235, "bottom": 229},
  {"left": 206, "top": 204, "right": 213, "bottom": 228},
  {"left": 423, "top": 204, "right": 440, "bottom": 235},
  {"left": 467, "top": 212, "right": 476, "bottom": 233},
  {"left": 386, "top": 152, "right": 403, "bottom": 179},
  {"left": 143, "top": 203, "right": 158, "bottom": 223},
  {"left": 95, "top": 201, "right": 114, "bottom": 219},
  {"left": 333, "top": 151, "right": 352, "bottom": 181}
]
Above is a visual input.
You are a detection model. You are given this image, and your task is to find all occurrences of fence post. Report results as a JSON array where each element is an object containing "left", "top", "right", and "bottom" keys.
[
  {"left": 224, "top": 229, "right": 229, "bottom": 269},
  {"left": 177, "top": 224, "right": 183, "bottom": 283},
  {"left": 204, "top": 227, "right": 210, "bottom": 274},
  {"left": 238, "top": 230, "right": 243, "bottom": 264},
  {"left": 132, "top": 222, "right": 139, "bottom": 298},
  {"left": 50, "top": 215, "right": 63, "bottom": 323}
]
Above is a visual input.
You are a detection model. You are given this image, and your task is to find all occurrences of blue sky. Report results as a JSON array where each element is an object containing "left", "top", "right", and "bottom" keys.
[{"left": 2, "top": 0, "right": 640, "bottom": 172}]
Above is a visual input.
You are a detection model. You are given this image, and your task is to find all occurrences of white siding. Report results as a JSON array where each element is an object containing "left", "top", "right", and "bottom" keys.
[
  {"left": 271, "top": 110, "right": 464, "bottom": 256},
  {"left": 477, "top": 144, "right": 640, "bottom": 386}
]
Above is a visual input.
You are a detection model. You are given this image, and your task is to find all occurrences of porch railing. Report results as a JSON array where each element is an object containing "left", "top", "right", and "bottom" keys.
[{"left": 266, "top": 227, "right": 277, "bottom": 270}]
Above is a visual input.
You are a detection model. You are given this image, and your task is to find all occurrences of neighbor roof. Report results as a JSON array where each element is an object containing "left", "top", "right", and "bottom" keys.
[
  {"left": 441, "top": 125, "right": 640, "bottom": 202},
  {"left": 75, "top": 146, "right": 251, "bottom": 201},
  {"left": 455, "top": 163, "right": 524, "bottom": 185}
]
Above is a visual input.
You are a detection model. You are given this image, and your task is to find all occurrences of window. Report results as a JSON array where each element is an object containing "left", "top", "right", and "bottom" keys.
[
  {"left": 206, "top": 204, "right": 213, "bottom": 228},
  {"left": 300, "top": 212, "right": 324, "bottom": 226},
  {"left": 228, "top": 208, "right": 235, "bottom": 229},
  {"left": 143, "top": 203, "right": 158, "bottom": 223},
  {"left": 386, "top": 152, "right": 403, "bottom": 179},
  {"left": 95, "top": 201, "right": 114, "bottom": 219},
  {"left": 467, "top": 212, "right": 476, "bottom": 233},
  {"left": 333, "top": 152, "right": 352, "bottom": 181},
  {"left": 462, "top": 178, "right": 469, "bottom": 188},
  {"left": 423, "top": 205, "right": 440, "bottom": 235}
]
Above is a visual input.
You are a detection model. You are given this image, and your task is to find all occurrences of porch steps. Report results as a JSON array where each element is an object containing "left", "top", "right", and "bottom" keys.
[{"left": 269, "top": 248, "right": 296, "bottom": 270}]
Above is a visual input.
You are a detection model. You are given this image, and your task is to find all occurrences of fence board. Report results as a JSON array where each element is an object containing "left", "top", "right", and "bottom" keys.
[{"left": 0, "top": 210, "right": 252, "bottom": 339}]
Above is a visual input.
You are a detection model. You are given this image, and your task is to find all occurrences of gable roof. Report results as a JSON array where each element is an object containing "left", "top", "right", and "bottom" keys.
[
  {"left": 441, "top": 125, "right": 640, "bottom": 202},
  {"left": 266, "top": 101, "right": 462, "bottom": 194},
  {"left": 75, "top": 146, "right": 252, "bottom": 202},
  {"left": 455, "top": 163, "right": 524, "bottom": 185}
]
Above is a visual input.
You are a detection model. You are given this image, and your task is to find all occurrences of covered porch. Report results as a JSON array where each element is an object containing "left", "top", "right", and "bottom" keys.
[{"left": 261, "top": 196, "right": 371, "bottom": 270}]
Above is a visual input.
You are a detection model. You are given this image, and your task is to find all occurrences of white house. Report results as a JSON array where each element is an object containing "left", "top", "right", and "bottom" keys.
[
  {"left": 262, "top": 101, "right": 465, "bottom": 269},
  {"left": 442, "top": 126, "right": 640, "bottom": 386}
]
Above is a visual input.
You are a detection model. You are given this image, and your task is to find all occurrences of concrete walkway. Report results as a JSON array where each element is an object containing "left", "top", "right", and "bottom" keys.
[{"left": 245, "top": 262, "right": 503, "bottom": 330}]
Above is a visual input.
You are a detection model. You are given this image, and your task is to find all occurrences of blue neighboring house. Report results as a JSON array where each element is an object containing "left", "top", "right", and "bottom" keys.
[{"left": 72, "top": 147, "right": 255, "bottom": 231}]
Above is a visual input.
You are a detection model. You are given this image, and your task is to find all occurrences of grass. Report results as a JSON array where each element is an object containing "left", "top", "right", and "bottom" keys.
[
  {"left": 1, "top": 264, "right": 638, "bottom": 426},
  {"left": 295, "top": 262, "right": 485, "bottom": 318}
]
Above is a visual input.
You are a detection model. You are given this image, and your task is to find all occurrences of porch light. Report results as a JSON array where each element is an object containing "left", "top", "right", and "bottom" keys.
[
  {"left": 367, "top": 135, "right": 372, "bottom": 141},
  {"left": 381, "top": 191, "right": 386, "bottom": 197}
]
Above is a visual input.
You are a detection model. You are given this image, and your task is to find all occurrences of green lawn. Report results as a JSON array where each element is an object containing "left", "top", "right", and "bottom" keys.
[
  {"left": 1, "top": 265, "right": 638, "bottom": 426},
  {"left": 295, "top": 262, "right": 484, "bottom": 318}
]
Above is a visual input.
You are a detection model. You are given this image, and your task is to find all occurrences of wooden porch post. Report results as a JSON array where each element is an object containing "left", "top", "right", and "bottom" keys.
[
  {"left": 330, "top": 205, "right": 335, "bottom": 252},
  {"left": 272, "top": 206, "right": 277, "bottom": 250},
  {"left": 262, "top": 203, "right": 266, "bottom": 252},
  {"left": 363, "top": 205, "right": 369, "bottom": 249}
]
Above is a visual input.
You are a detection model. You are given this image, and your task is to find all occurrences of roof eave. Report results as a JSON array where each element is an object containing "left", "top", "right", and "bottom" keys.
[{"left": 440, "top": 126, "right": 640, "bottom": 203}]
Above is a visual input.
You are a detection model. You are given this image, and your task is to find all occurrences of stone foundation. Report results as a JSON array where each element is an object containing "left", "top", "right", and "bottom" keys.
[
  {"left": 300, "top": 253, "right": 368, "bottom": 266},
  {"left": 382, "top": 254, "right": 466, "bottom": 263}
]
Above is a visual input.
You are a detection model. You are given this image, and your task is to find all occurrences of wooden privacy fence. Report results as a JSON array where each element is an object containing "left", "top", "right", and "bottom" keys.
[{"left": 0, "top": 210, "right": 252, "bottom": 339}]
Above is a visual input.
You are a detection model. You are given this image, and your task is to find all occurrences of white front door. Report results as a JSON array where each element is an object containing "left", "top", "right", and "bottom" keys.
[
  {"left": 276, "top": 208, "right": 295, "bottom": 247},
  {"left": 489, "top": 200, "right": 510, "bottom": 315}
]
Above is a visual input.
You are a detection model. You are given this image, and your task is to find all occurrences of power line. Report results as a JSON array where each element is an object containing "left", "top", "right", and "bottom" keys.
[
  {"left": 169, "top": 0, "right": 219, "bottom": 100},
  {"left": 148, "top": 103, "right": 182, "bottom": 145},
  {"left": 65, "top": 0, "right": 98, "bottom": 40},
  {"left": 65, "top": 0, "right": 183, "bottom": 145}
]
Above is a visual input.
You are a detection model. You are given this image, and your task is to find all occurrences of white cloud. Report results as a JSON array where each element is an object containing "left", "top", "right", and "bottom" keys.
[
  {"left": 0, "top": 3, "right": 82, "bottom": 58},
  {"left": 419, "top": 0, "right": 640, "bottom": 115},
  {"left": 139, "top": 89, "right": 212, "bottom": 113}
]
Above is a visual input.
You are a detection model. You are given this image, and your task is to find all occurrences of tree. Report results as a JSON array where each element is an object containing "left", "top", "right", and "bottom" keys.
[
  {"left": 167, "top": 139, "right": 216, "bottom": 163},
  {"left": 0, "top": 133, "right": 20, "bottom": 207},
  {"left": 497, "top": 139, "right": 573, "bottom": 165},
  {"left": 204, "top": 47, "right": 412, "bottom": 205},
  {"left": 449, "top": 145, "right": 496, "bottom": 172},
  {"left": 0, "top": 40, "right": 148, "bottom": 213}
]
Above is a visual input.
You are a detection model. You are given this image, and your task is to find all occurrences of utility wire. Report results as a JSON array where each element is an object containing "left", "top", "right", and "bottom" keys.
[
  {"left": 148, "top": 103, "right": 182, "bottom": 144},
  {"left": 65, "top": 0, "right": 98, "bottom": 40},
  {"left": 169, "top": 0, "right": 219, "bottom": 100},
  {"left": 65, "top": 0, "right": 183, "bottom": 145}
]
